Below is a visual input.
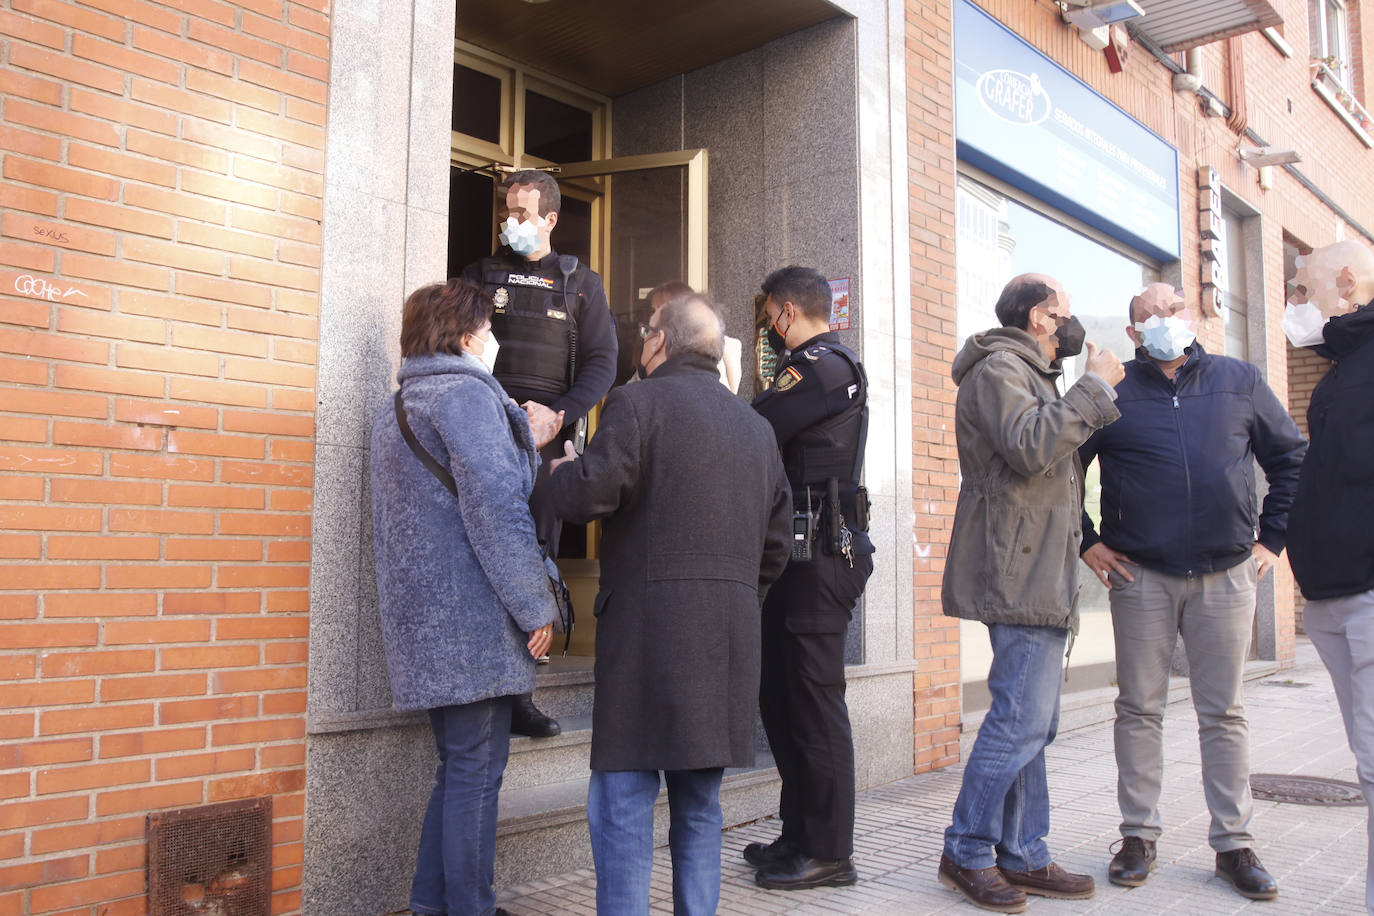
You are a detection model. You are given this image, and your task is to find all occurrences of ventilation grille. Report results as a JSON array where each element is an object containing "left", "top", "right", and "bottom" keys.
[{"left": 147, "top": 797, "right": 273, "bottom": 916}]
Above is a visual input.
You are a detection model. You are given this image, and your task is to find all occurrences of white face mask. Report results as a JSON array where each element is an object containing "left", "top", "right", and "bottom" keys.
[
  {"left": 1282, "top": 302, "right": 1328, "bottom": 348},
  {"left": 471, "top": 331, "right": 500, "bottom": 374},
  {"left": 1133, "top": 314, "right": 1196, "bottom": 361},
  {"left": 498, "top": 216, "right": 543, "bottom": 257}
]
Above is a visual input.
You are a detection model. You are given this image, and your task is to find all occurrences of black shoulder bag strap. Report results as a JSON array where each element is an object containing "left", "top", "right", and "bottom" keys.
[{"left": 393, "top": 391, "right": 573, "bottom": 650}]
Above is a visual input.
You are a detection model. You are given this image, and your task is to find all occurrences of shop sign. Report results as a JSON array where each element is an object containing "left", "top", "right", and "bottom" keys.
[{"left": 954, "top": 0, "right": 1181, "bottom": 261}]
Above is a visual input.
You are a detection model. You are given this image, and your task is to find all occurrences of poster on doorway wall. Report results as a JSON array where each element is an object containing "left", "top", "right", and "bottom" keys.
[{"left": 829, "top": 277, "right": 851, "bottom": 330}]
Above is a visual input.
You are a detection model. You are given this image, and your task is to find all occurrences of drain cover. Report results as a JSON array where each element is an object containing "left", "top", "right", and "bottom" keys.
[{"left": 1250, "top": 774, "right": 1366, "bottom": 806}]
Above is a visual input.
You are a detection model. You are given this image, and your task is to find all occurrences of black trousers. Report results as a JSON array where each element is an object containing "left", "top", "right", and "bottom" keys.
[{"left": 759, "top": 550, "right": 872, "bottom": 861}]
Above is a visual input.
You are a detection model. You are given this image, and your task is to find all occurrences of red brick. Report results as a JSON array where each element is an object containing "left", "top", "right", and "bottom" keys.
[
  {"left": 101, "top": 673, "right": 206, "bottom": 702},
  {"left": 268, "top": 437, "right": 313, "bottom": 460},
  {"left": 0, "top": 795, "right": 88, "bottom": 831},
  {"left": 68, "top": 143, "right": 177, "bottom": 188},
  {"left": 171, "top": 324, "right": 269, "bottom": 358},
  {"left": 157, "top": 695, "right": 258, "bottom": 725},
  {"left": 64, "top": 197, "right": 173, "bottom": 239},
  {"left": 0, "top": 415, "right": 45, "bottom": 443},
  {"left": 30, "top": 816, "right": 142, "bottom": 855},
  {"left": 181, "top": 171, "right": 277, "bottom": 209},
  {"left": 3, "top": 156, "right": 118, "bottom": 201},
  {"left": 36, "top": 759, "right": 149, "bottom": 795},
  {"left": 94, "top": 842, "right": 144, "bottom": 875},
  {"left": 4, "top": 98, "right": 121, "bottom": 148},
  {"left": 285, "top": 97, "right": 325, "bottom": 127},
  {"left": 133, "top": 25, "right": 233, "bottom": 74},
  {"left": 285, "top": 49, "right": 328, "bottom": 83},
  {"left": 265, "top": 538, "right": 309, "bottom": 559},
  {"left": 3, "top": 213, "right": 118, "bottom": 257},
  {"left": 0, "top": 238, "right": 54, "bottom": 272},
  {"left": 162, "top": 592, "right": 260, "bottom": 615},
  {"left": 0, "top": 623, "right": 97, "bottom": 649},
  {"left": 93, "top": 781, "right": 201, "bottom": 817},
  {"left": 27, "top": 867, "right": 143, "bottom": 912},
  {"left": 184, "top": 115, "right": 280, "bottom": 160},
  {"left": 109, "top": 453, "right": 214, "bottom": 482},
  {"left": 222, "top": 410, "right": 313, "bottom": 437},
  {"left": 17, "top": 739, "right": 93, "bottom": 768},
  {"left": 236, "top": 108, "right": 325, "bottom": 151},
  {"left": 105, "top": 566, "right": 211, "bottom": 589},
  {"left": 0, "top": 534, "right": 40, "bottom": 559},
  {"left": 166, "top": 431, "right": 265, "bottom": 460},
  {"left": 0, "top": 506, "right": 100, "bottom": 532},
  {"left": 55, "top": 364, "right": 163, "bottom": 398},
  {"left": 0, "top": 680, "right": 94, "bottom": 708},
  {"left": 109, "top": 509, "right": 213, "bottom": 536},
  {"left": 166, "top": 538, "right": 263, "bottom": 561},
  {"left": 0, "top": 715, "right": 34, "bottom": 740},
  {"left": 161, "top": 645, "right": 259, "bottom": 669},
  {"left": 104, "top": 620, "right": 211, "bottom": 645},
  {"left": 40, "top": 704, "right": 153, "bottom": 736},
  {"left": 263, "top": 593, "right": 307, "bottom": 615},
  {"left": 0, "top": 184, "right": 57, "bottom": 219},
  {"left": 260, "top": 743, "right": 305, "bottom": 768},
  {"left": 0, "top": 328, "right": 107, "bottom": 365},
  {"left": 275, "top": 288, "right": 318, "bottom": 315},
  {"left": 131, "top": 77, "right": 231, "bottom": 124},
  {"left": 56, "top": 309, "right": 163, "bottom": 344},
  {"left": 243, "top": 10, "right": 326, "bottom": 57},
  {"left": 113, "top": 399, "right": 217, "bottom": 430},
  {"left": 115, "top": 344, "right": 219, "bottom": 378},
  {"left": 0, "top": 654, "right": 37, "bottom": 679},
  {"left": 177, "top": 222, "right": 273, "bottom": 258},
  {"left": 119, "top": 290, "right": 220, "bottom": 326},
  {"left": 63, "top": 252, "right": 169, "bottom": 292},
  {"left": 187, "top": 19, "right": 282, "bottom": 67},
  {"left": 223, "top": 357, "right": 314, "bottom": 388},
  {"left": 155, "top": 748, "right": 255, "bottom": 781},
  {"left": 217, "top": 514, "right": 308, "bottom": 538},
  {"left": 167, "top": 485, "right": 265, "bottom": 509},
  {"left": 69, "top": 88, "right": 176, "bottom": 136},
  {"left": 211, "top": 718, "right": 302, "bottom": 747},
  {"left": 261, "top": 691, "right": 305, "bottom": 715},
  {"left": 73, "top": 34, "right": 179, "bottom": 85},
  {"left": 52, "top": 421, "right": 164, "bottom": 452},
  {"left": 228, "top": 206, "right": 321, "bottom": 244},
  {"left": 123, "top": 183, "right": 227, "bottom": 224},
  {"left": 0, "top": 452, "right": 98, "bottom": 485},
  {"left": 46, "top": 537, "right": 160, "bottom": 560},
  {"left": 216, "top": 565, "right": 308, "bottom": 588},
  {"left": 211, "top": 667, "right": 305, "bottom": 694},
  {"left": 0, "top": 594, "right": 37, "bottom": 619},
  {"left": 98, "top": 726, "right": 204, "bottom": 759},
  {"left": 209, "top": 767, "right": 304, "bottom": 802},
  {"left": 42, "top": 593, "right": 157, "bottom": 618},
  {"left": 124, "top": 236, "right": 225, "bottom": 275},
  {"left": 0, "top": 68, "right": 61, "bottom": 105},
  {"left": 0, "top": 357, "right": 47, "bottom": 386}
]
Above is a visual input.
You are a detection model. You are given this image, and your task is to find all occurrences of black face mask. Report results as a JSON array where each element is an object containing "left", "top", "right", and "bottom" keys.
[
  {"left": 1052, "top": 315, "right": 1086, "bottom": 360},
  {"left": 766, "top": 325, "right": 787, "bottom": 356},
  {"left": 635, "top": 330, "right": 659, "bottom": 378}
]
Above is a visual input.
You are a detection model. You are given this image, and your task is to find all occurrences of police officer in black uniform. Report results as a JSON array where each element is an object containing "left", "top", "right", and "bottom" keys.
[
  {"left": 746, "top": 266, "right": 875, "bottom": 890},
  {"left": 460, "top": 170, "right": 617, "bottom": 738}
]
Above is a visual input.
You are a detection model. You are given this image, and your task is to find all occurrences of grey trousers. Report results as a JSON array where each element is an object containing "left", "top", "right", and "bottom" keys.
[
  {"left": 1303, "top": 587, "right": 1374, "bottom": 915},
  {"left": 1108, "top": 560, "right": 1257, "bottom": 851}
]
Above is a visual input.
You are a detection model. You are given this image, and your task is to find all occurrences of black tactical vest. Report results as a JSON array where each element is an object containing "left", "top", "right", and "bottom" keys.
[
  {"left": 781, "top": 343, "right": 869, "bottom": 494},
  {"left": 477, "top": 254, "right": 581, "bottom": 402}
]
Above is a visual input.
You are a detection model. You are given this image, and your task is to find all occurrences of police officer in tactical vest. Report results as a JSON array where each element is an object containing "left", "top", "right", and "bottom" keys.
[
  {"left": 460, "top": 170, "right": 618, "bottom": 738},
  {"left": 746, "top": 266, "right": 875, "bottom": 890}
]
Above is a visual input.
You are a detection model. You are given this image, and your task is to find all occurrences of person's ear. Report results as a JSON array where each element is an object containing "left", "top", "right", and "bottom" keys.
[
  {"left": 543, "top": 211, "right": 558, "bottom": 233},
  {"left": 1125, "top": 323, "right": 1142, "bottom": 346},
  {"left": 1337, "top": 265, "right": 1357, "bottom": 301}
]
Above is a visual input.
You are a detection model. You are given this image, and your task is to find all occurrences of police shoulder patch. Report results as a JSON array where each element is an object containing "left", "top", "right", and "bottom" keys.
[{"left": 775, "top": 366, "right": 804, "bottom": 391}]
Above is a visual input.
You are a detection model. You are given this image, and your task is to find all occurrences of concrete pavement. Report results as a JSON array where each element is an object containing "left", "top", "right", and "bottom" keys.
[{"left": 497, "top": 639, "right": 1368, "bottom": 914}]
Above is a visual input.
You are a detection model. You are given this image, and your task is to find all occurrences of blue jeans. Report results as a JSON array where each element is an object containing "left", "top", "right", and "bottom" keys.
[
  {"left": 944, "top": 623, "right": 1068, "bottom": 871},
  {"left": 410, "top": 696, "right": 514, "bottom": 916},
  {"left": 587, "top": 767, "right": 725, "bottom": 916}
]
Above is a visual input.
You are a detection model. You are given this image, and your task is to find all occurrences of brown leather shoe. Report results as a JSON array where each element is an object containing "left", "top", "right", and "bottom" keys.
[
  {"left": 999, "top": 861, "right": 1095, "bottom": 899},
  {"left": 1215, "top": 848, "right": 1278, "bottom": 900},
  {"left": 1108, "top": 836, "right": 1157, "bottom": 887},
  {"left": 938, "top": 854, "right": 1027, "bottom": 913}
]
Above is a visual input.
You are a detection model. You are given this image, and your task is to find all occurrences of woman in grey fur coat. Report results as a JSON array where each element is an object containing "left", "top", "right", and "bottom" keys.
[{"left": 370, "top": 279, "right": 561, "bottom": 916}]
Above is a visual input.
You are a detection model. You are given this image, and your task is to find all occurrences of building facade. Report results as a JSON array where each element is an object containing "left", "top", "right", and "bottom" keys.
[{"left": 0, "top": 0, "right": 1367, "bottom": 913}]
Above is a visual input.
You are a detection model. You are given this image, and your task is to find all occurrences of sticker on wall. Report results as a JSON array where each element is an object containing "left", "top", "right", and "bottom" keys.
[{"left": 829, "top": 277, "right": 851, "bottom": 331}]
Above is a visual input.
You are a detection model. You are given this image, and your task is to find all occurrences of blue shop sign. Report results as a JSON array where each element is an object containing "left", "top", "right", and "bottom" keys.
[{"left": 954, "top": 0, "right": 1181, "bottom": 262}]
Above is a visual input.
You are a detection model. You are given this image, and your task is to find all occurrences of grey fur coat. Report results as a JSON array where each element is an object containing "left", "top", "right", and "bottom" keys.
[{"left": 370, "top": 352, "right": 558, "bottom": 712}]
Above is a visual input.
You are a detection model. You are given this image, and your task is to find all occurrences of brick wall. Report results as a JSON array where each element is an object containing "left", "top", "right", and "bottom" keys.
[
  {"left": 0, "top": 2, "right": 328, "bottom": 913},
  {"left": 905, "top": 0, "right": 962, "bottom": 773}
]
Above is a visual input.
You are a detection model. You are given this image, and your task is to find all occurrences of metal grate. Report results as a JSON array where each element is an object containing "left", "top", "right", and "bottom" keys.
[
  {"left": 1250, "top": 774, "right": 1367, "bottom": 807},
  {"left": 147, "top": 797, "right": 273, "bottom": 916}
]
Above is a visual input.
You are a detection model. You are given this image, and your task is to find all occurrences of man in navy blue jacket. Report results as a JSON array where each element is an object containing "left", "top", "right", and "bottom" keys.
[{"left": 1078, "top": 283, "right": 1306, "bottom": 901}]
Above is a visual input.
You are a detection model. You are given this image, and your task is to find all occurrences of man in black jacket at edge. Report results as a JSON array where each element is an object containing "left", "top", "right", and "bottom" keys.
[
  {"left": 460, "top": 170, "right": 617, "bottom": 738},
  {"left": 745, "top": 266, "right": 875, "bottom": 891},
  {"left": 1284, "top": 239, "right": 1374, "bottom": 916},
  {"left": 1078, "top": 283, "right": 1306, "bottom": 901}
]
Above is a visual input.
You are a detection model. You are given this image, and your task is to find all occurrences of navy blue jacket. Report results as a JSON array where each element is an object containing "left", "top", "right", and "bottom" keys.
[
  {"left": 1288, "top": 305, "right": 1374, "bottom": 600},
  {"left": 1079, "top": 345, "right": 1307, "bottom": 577}
]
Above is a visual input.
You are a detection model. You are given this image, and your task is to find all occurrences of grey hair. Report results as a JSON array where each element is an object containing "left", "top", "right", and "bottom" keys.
[{"left": 655, "top": 294, "right": 725, "bottom": 363}]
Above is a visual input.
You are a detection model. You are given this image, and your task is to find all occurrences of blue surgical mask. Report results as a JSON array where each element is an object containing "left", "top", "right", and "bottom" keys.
[
  {"left": 498, "top": 216, "right": 542, "bottom": 257},
  {"left": 1134, "top": 315, "right": 1196, "bottom": 361}
]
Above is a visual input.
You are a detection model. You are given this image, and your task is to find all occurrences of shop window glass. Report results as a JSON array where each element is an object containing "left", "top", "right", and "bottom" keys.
[
  {"left": 955, "top": 174, "right": 1155, "bottom": 690},
  {"left": 452, "top": 64, "right": 503, "bottom": 145},
  {"left": 524, "top": 91, "right": 594, "bottom": 164}
]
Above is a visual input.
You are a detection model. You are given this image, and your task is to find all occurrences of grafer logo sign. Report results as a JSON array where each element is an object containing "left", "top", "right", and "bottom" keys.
[{"left": 975, "top": 69, "right": 1051, "bottom": 126}]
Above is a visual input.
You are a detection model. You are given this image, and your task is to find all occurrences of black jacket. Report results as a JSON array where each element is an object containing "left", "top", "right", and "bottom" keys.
[
  {"left": 1079, "top": 344, "right": 1307, "bottom": 577},
  {"left": 1288, "top": 305, "right": 1374, "bottom": 600},
  {"left": 548, "top": 353, "right": 792, "bottom": 771}
]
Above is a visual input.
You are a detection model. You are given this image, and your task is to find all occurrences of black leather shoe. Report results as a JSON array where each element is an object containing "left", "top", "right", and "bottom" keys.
[
  {"left": 1108, "top": 836, "right": 1157, "bottom": 887},
  {"left": 509, "top": 694, "right": 560, "bottom": 738},
  {"left": 937, "top": 854, "right": 1026, "bottom": 913},
  {"left": 755, "top": 855, "right": 857, "bottom": 890},
  {"left": 1215, "top": 848, "right": 1278, "bottom": 900},
  {"left": 743, "top": 837, "right": 799, "bottom": 868}
]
